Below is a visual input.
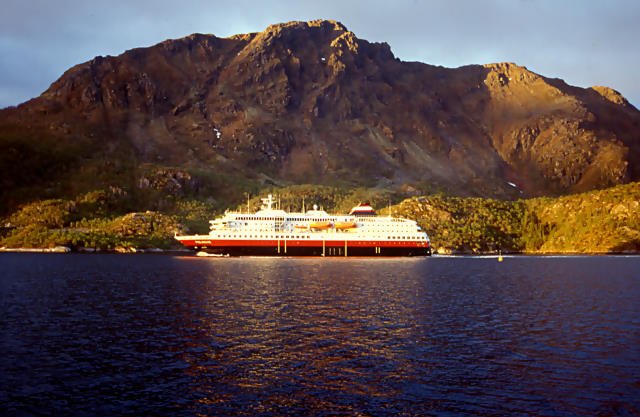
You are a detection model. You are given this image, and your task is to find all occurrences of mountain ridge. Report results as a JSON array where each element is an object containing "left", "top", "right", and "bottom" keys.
[{"left": 1, "top": 20, "right": 639, "bottom": 213}]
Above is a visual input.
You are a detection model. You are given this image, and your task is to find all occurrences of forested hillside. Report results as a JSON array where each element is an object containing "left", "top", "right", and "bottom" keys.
[{"left": 2, "top": 182, "right": 639, "bottom": 253}]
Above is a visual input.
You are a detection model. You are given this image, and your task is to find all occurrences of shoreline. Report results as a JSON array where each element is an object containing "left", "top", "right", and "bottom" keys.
[{"left": 1, "top": 247, "right": 638, "bottom": 256}]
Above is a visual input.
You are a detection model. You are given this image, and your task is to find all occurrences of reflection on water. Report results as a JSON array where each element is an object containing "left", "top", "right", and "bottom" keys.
[{"left": 1, "top": 254, "right": 639, "bottom": 416}]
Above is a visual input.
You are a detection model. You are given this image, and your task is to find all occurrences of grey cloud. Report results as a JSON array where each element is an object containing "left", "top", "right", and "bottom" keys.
[{"left": 1, "top": 0, "right": 639, "bottom": 108}]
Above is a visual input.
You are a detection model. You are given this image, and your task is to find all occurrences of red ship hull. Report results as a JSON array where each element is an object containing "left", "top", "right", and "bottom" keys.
[{"left": 176, "top": 237, "right": 431, "bottom": 257}]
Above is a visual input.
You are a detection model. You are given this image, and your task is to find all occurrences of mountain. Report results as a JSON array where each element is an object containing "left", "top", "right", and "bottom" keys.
[{"left": 2, "top": 19, "right": 639, "bottom": 213}]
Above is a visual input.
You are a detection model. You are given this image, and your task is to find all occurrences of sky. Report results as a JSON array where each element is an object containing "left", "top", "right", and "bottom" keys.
[{"left": 1, "top": 0, "right": 639, "bottom": 109}]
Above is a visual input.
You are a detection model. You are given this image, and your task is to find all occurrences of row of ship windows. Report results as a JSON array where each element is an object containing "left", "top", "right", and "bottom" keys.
[
  {"left": 230, "top": 223, "right": 414, "bottom": 228},
  {"left": 234, "top": 225, "right": 413, "bottom": 228},
  {"left": 229, "top": 217, "right": 409, "bottom": 223},
  {"left": 233, "top": 217, "right": 338, "bottom": 222},
  {"left": 231, "top": 229, "right": 415, "bottom": 232},
  {"left": 215, "top": 234, "right": 424, "bottom": 240}
]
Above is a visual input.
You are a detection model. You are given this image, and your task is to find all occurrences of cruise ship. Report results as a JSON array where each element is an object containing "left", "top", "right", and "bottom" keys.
[{"left": 175, "top": 195, "right": 431, "bottom": 256}]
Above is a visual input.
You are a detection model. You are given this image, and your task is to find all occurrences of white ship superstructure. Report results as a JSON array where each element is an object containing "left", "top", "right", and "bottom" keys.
[{"left": 175, "top": 195, "right": 431, "bottom": 256}]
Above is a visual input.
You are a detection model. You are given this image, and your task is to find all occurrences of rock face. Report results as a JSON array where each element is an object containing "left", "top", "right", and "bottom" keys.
[{"left": 1, "top": 19, "right": 639, "bottom": 208}]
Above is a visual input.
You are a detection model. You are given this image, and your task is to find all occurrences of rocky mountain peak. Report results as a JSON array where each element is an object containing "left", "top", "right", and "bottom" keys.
[
  {"left": 246, "top": 20, "right": 347, "bottom": 51},
  {"left": 590, "top": 85, "right": 633, "bottom": 107},
  {"left": 264, "top": 19, "right": 348, "bottom": 36},
  {"left": 242, "top": 20, "right": 393, "bottom": 62},
  {"left": 1, "top": 20, "right": 639, "bottom": 211},
  {"left": 482, "top": 62, "right": 540, "bottom": 86}
]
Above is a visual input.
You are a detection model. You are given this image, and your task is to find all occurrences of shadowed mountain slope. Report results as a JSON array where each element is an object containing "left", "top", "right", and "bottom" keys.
[{"left": 2, "top": 20, "right": 639, "bottom": 212}]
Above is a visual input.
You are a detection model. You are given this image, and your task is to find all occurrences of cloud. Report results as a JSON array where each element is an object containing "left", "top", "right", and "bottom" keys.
[{"left": 1, "top": 0, "right": 639, "bottom": 108}]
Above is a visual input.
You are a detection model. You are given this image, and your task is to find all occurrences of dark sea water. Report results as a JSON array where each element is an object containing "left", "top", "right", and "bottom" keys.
[{"left": 1, "top": 254, "right": 639, "bottom": 416}]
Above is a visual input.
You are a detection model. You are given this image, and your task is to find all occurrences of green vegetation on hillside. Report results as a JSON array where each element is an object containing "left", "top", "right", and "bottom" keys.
[
  {"left": 521, "top": 183, "right": 640, "bottom": 253},
  {"left": 241, "top": 185, "right": 400, "bottom": 214},
  {"left": 2, "top": 182, "right": 639, "bottom": 253},
  {"left": 0, "top": 190, "right": 185, "bottom": 251},
  {"left": 389, "top": 182, "right": 640, "bottom": 253},
  {"left": 387, "top": 195, "right": 524, "bottom": 253}
]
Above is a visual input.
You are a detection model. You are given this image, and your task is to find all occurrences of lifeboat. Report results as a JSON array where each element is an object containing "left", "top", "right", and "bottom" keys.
[
  {"left": 334, "top": 221, "right": 357, "bottom": 230},
  {"left": 309, "top": 221, "right": 333, "bottom": 230}
]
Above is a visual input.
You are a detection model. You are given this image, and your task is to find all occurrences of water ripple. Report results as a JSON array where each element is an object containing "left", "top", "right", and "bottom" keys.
[{"left": 1, "top": 254, "right": 639, "bottom": 416}]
